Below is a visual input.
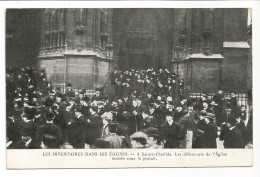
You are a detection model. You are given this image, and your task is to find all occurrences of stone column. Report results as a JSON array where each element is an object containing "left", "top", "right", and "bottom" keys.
[
  {"left": 108, "top": 9, "right": 113, "bottom": 42},
  {"left": 39, "top": 10, "right": 46, "bottom": 54},
  {"left": 95, "top": 9, "right": 101, "bottom": 49},
  {"left": 86, "top": 9, "right": 94, "bottom": 49},
  {"left": 65, "top": 9, "right": 75, "bottom": 51}
]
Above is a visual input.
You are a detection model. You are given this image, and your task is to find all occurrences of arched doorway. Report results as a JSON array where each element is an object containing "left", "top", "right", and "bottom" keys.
[{"left": 118, "top": 9, "right": 160, "bottom": 70}]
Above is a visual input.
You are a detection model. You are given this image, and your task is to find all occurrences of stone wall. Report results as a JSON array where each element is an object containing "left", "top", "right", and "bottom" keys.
[
  {"left": 222, "top": 48, "right": 249, "bottom": 92},
  {"left": 183, "top": 55, "right": 223, "bottom": 93},
  {"left": 39, "top": 55, "right": 111, "bottom": 90}
]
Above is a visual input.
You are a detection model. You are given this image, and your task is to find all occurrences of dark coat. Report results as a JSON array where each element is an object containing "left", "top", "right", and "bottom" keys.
[
  {"left": 223, "top": 127, "right": 244, "bottom": 148},
  {"left": 220, "top": 112, "right": 233, "bottom": 126},
  {"left": 154, "top": 106, "right": 165, "bottom": 126},
  {"left": 236, "top": 121, "right": 247, "bottom": 147},
  {"left": 36, "top": 123, "right": 63, "bottom": 149},
  {"left": 174, "top": 110, "right": 183, "bottom": 122},
  {"left": 203, "top": 122, "right": 217, "bottom": 148},
  {"left": 161, "top": 122, "right": 185, "bottom": 148},
  {"left": 85, "top": 113, "right": 103, "bottom": 145},
  {"left": 66, "top": 115, "right": 86, "bottom": 148},
  {"left": 122, "top": 98, "right": 133, "bottom": 113},
  {"left": 193, "top": 119, "right": 206, "bottom": 148}
]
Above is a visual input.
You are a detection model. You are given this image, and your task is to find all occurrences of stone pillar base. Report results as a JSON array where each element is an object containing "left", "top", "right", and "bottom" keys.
[
  {"left": 38, "top": 49, "right": 113, "bottom": 90},
  {"left": 183, "top": 53, "right": 224, "bottom": 93}
]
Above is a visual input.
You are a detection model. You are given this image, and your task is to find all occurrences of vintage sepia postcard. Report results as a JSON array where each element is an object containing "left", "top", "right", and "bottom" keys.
[{"left": 3, "top": 1, "right": 258, "bottom": 169}]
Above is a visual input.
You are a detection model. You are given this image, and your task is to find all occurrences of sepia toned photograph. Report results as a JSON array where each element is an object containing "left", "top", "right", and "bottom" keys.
[{"left": 5, "top": 7, "right": 252, "bottom": 152}]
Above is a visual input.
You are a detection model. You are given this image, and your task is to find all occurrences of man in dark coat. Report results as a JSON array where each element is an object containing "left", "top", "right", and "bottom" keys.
[
  {"left": 239, "top": 105, "right": 247, "bottom": 121},
  {"left": 213, "top": 90, "right": 225, "bottom": 126},
  {"left": 85, "top": 106, "right": 103, "bottom": 145},
  {"left": 219, "top": 104, "right": 233, "bottom": 127},
  {"left": 65, "top": 83, "right": 75, "bottom": 98},
  {"left": 203, "top": 113, "right": 217, "bottom": 148},
  {"left": 235, "top": 116, "right": 247, "bottom": 147},
  {"left": 230, "top": 93, "right": 238, "bottom": 114},
  {"left": 36, "top": 110, "right": 63, "bottom": 149},
  {"left": 222, "top": 117, "right": 244, "bottom": 148},
  {"left": 174, "top": 103, "right": 183, "bottom": 122},
  {"left": 66, "top": 105, "right": 87, "bottom": 149},
  {"left": 161, "top": 111, "right": 185, "bottom": 148},
  {"left": 193, "top": 110, "right": 207, "bottom": 148},
  {"left": 178, "top": 110, "right": 198, "bottom": 148},
  {"left": 153, "top": 100, "right": 165, "bottom": 127},
  {"left": 61, "top": 98, "right": 76, "bottom": 141},
  {"left": 9, "top": 125, "right": 35, "bottom": 149}
]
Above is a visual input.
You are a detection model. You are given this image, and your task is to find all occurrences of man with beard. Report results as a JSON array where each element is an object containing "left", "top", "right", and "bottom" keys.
[
  {"left": 162, "top": 111, "right": 185, "bottom": 148},
  {"left": 97, "top": 101, "right": 106, "bottom": 116},
  {"left": 166, "top": 101, "right": 175, "bottom": 115}
]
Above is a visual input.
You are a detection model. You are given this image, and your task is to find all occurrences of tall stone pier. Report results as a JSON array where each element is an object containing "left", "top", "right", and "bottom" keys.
[{"left": 38, "top": 9, "right": 113, "bottom": 90}]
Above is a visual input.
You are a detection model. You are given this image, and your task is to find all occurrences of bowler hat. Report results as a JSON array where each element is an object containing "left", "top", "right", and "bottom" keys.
[
  {"left": 199, "top": 110, "right": 208, "bottom": 117},
  {"left": 206, "top": 113, "right": 215, "bottom": 120},
  {"left": 142, "top": 127, "right": 160, "bottom": 138},
  {"left": 44, "top": 110, "right": 55, "bottom": 121},
  {"left": 21, "top": 125, "right": 34, "bottom": 137},
  {"left": 227, "top": 117, "right": 237, "bottom": 126}
]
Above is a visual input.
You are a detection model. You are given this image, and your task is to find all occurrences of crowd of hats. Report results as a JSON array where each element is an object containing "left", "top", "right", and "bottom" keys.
[{"left": 6, "top": 65, "right": 249, "bottom": 149}]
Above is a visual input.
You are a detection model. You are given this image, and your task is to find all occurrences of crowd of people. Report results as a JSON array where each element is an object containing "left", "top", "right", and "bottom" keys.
[{"left": 6, "top": 66, "right": 253, "bottom": 149}]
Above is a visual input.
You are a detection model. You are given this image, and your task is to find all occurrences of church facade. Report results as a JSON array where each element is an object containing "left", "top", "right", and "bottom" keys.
[{"left": 38, "top": 8, "right": 251, "bottom": 93}]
